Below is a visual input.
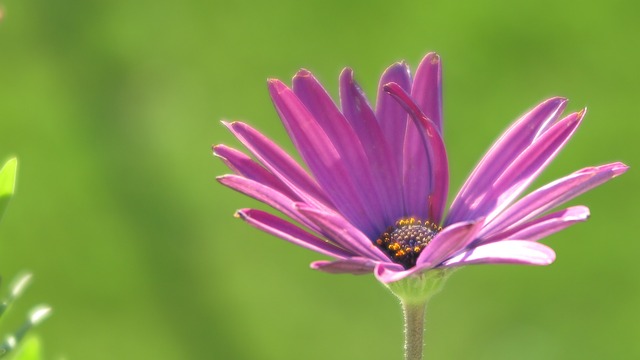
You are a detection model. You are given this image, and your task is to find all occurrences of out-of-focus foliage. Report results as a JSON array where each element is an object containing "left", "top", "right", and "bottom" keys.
[
  {"left": 0, "top": 0, "right": 637, "bottom": 359},
  {"left": 0, "top": 158, "right": 16, "bottom": 220},
  {"left": 0, "top": 159, "right": 49, "bottom": 360},
  {"left": 8, "top": 337, "right": 42, "bottom": 360}
]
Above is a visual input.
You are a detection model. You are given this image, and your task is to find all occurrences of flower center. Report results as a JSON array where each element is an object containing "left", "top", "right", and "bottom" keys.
[{"left": 375, "top": 218, "right": 441, "bottom": 269}]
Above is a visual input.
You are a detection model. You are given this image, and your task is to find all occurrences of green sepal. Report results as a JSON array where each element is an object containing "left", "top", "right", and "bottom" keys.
[{"left": 385, "top": 269, "right": 452, "bottom": 305}]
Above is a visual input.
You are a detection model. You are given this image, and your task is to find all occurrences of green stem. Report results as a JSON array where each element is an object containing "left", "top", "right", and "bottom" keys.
[{"left": 402, "top": 301, "right": 427, "bottom": 360}]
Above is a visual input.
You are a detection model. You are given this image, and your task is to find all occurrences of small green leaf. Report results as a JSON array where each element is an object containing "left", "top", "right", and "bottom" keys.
[
  {"left": 7, "top": 336, "right": 41, "bottom": 360},
  {"left": 0, "top": 158, "right": 18, "bottom": 220}
]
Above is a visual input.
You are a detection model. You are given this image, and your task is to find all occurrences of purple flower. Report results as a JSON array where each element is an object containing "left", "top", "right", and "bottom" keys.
[{"left": 215, "top": 53, "right": 627, "bottom": 284}]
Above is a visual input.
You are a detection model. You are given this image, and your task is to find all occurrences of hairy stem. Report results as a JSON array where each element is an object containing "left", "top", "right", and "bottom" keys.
[{"left": 403, "top": 301, "right": 427, "bottom": 360}]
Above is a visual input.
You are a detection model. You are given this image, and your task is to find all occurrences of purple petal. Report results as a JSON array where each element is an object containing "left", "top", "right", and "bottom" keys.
[
  {"left": 384, "top": 82, "right": 449, "bottom": 223},
  {"left": 224, "top": 121, "right": 333, "bottom": 210},
  {"left": 411, "top": 52, "right": 443, "bottom": 133},
  {"left": 339, "top": 68, "right": 405, "bottom": 222},
  {"left": 292, "top": 70, "right": 389, "bottom": 226},
  {"left": 373, "top": 262, "right": 426, "bottom": 284},
  {"left": 483, "top": 206, "right": 590, "bottom": 243},
  {"left": 447, "top": 97, "right": 568, "bottom": 225},
  {"left": 375, "top": 61, "right": 412, "bottom": 170},
  {"left": 296, "top": 204, "right": 390, "bottom": 262},
  {"left": 217, "top": 174, "right": 322, "bottom": 233},
  {"left": 269, "top": 79, "right": 381, "bottom": 236},
  {"left": 481, "top": 162, "right": 628, "bottom": 236},
  {"left": 417, "top": 219, "right": 484, "bottom": 267},
  {"left": 213, "top": 144, "right": 298, "bottom": 199},
  {"left": 457, "top": 110, "right": 585, "bottom": 223},
  {"left": 310, "top": 257, "right": 377, "bottom": 275},
  {"left": 442, "top": 240, "right": 556, "bottom": 267},
  {"left": 236, "top": 208, "right": 354, "bottom": 259}
]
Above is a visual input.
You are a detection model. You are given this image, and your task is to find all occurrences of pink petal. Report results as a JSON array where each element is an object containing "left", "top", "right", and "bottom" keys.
[
  {"left": 447, "top": 97, "right": 568, "bottom": 225},
  {"left": 310, "top": 257, "right": 377, "bottom": 275},
  {"left": 411, "top": 52, "right": 444, "bottom": 133},
  {"left": 269, "top": 79, "right": 382, "bottom": 236},
  {"left": 384, "top": 82, "right": 449, "bottom": 223},
  {"left": 224, "top": 121, "right": 333, "bottom": 210},
  {"left": 417, "top": 219, "right": 484, "bottom": 267},
  {"left": 442, "top": 240, "right": 556, "bottom": 267},
  {"left": 340, "top": 68, "right": 404, "bottom": 223},
  {"left": 236, "top": 208, "right": 354, "bottom": 259},
  {"left": 217, "top": 174, "right": 321, "bottom": 233},
  {"left": 460, "top": 110, "right": 585, "bottom": 223},
  {"left": 373, "top": 262, "right": 428, "bottom": 284},
  {"left": 481, "top": 162, "right": 628, "bottom": 236},
  {"left": 484, "top": 206, "right": 590, "bottom": 243},
  {"left": 375, "top": 61, "right": 412, "bottom": 171},
  {"left": 213, "top": 144, "right": 298, "bottom": 199},
  {"left": 292, "top": 71, "right": 390, "bottom": 229},
  {"left": 296, "top": 204, "right": 390, "bottom": 262}
]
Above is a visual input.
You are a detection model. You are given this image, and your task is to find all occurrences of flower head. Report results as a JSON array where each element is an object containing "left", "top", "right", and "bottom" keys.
[{"left": 215, "top": 53, "right": 627, "bottom": 284}]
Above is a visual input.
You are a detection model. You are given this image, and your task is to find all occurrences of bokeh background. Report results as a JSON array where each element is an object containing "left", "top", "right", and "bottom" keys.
[{"left": 0, "top": 0, "right": 638, "bottom": 359}]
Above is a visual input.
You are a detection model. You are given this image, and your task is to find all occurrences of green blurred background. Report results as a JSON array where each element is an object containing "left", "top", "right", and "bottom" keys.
[{"left": 0, "top": 0, "right": 638, "bottom": 358}]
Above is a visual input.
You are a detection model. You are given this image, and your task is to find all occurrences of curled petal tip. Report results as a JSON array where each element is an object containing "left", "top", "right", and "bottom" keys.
[
  {"left": 295, "top": 68, "right": 312, "bottom": 77},
  {"left": 340, "top": 67, "right": 354, "bottom": 80},
  {"left": 428, "top": 53, "right": 441, "bottom": 64},
  {"left": 267, "top": 78, "right": 287, "bottom": 92}
]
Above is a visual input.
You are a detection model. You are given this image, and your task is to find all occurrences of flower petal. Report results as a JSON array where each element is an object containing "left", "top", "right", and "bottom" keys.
[
  {"left": 339, "top": 68, "right": 404, "bottom": 222},
  {"left": 373, "top": 262, "right": 424, "bottom": 283},
  {"left": 310, "top": 257, "right": 377, "bottom": 275},
  {"left": 296, "top": 204, "right": 390, "bottom": 262},
  {"left": 384, "top": 82, "right": 449, "bottom": 223},
  {"left": 481, "top": 162, "right": 628, "bottom": 236},
  {"left": 213, "top": 144, "right": 298, "bottom": 199},
  {"left": 484, "top": 206, "right": 590, "bottom": 243},
  {"left": 376, "top": 61, "right": 412, "bottom": 169},
  {"left": 217, "top": 174, "right": 321, "bottom": 233},
  {"left": 224, "top": 121, "right": 333, "bottom": 210},
  {"left": 442, "top": 240, "right": 556, "bottom": 267},
  {"left": 417, "top": 219, "right": 485, "bottom": 267},
  {"left": 292, "top": 70, "right": 390, "bottom": 227},
  {"left": 236, "top": 208, "right": 354, "bottom": 259},
  {"left": 458, "top": 110, "right": 585, "bottom": 223},
  {"left": 446, "top": 97, "right": 568, "bottom": 225},
  {"left": 269, "top": 79, "right": 381, "bottom": 236},
  {"left": 411, "top": 52, "right": 443, "bottom": 134}
]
